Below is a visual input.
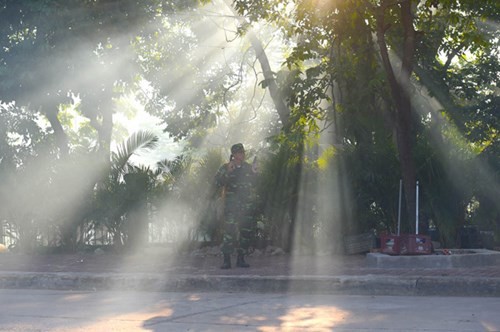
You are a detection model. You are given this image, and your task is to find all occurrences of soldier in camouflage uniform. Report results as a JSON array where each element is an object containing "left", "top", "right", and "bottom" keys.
[{"left": 215, "top": 143, "right": 257, "bottom": 269}]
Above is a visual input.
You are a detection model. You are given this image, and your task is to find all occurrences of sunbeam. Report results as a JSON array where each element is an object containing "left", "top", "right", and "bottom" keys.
[{"left": 2, "top": 2, "right": 498, "bottom": 322}]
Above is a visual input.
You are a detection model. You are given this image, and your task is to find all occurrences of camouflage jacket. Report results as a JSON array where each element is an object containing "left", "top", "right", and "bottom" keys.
[{"left": 215, "top": 161, "right": 256, "bottom": 207}]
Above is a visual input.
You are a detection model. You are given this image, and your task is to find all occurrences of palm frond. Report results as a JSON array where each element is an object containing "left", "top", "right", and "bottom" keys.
[{"left": 111, "top": 130, "right": 159, "bottom": 177}]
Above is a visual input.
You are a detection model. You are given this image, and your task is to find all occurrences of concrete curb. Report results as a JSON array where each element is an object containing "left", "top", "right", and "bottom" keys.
[
  {"left": 366, "top": 249, "right": 500, "bottom": 269},
  {"left": 1, "top": 272, "right": 499, "bottom": 297}
]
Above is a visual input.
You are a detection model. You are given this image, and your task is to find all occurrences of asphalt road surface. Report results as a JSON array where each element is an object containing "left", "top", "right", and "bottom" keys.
[{"left": 1, "top": 289, "right": 499, "bottom": 331}]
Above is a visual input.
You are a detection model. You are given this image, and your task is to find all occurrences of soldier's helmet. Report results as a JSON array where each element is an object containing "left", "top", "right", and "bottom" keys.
[{"left": 231, "top": 143, "right": 245, "bottom": 154}]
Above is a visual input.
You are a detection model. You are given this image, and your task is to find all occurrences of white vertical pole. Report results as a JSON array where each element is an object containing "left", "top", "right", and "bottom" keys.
[
  {"left": 416, "top": 181, "right": 419, "bottom": 235},
  {"left": 397, "top": 179, "right": 402, "bottom": 236}
]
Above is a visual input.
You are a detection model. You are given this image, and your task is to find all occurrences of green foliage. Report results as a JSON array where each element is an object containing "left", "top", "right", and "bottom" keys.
[
  {"left": 231, "top": 0, "right": 499, "bottom": 248},
  {"left": 256, "top": 141, "right": 302, "bottom": 250},
  {"left": 1, "top": 0, "right": 498, "bottom": 252},
  {"left": 0, "top": 102, "right": 52, "bottom": 168},
  {"left": 411, "top": 0, "right": 500, "bottom": 244},
  {"left": 91, "top": 130, "right": 159, "bottom": 248}
]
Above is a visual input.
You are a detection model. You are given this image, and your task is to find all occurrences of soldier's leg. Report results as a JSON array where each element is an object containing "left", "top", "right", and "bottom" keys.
[
  {"left": 221, "top": 212, "right": 237, "bottom": 269},
  {"left": 236, "top": 213, "right": 255, "bottom": 268}
]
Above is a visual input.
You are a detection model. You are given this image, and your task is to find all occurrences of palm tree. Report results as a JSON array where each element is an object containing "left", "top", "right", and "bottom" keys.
[{"left": 91, "top": 130, "right": 158, "bottom": 250}]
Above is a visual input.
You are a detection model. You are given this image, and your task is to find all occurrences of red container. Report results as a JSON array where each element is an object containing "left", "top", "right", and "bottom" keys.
[
  {"left": 380, "top": 235, "right": 402, "bottom": 255},
  {"left": 401, "top": 234, "right": 432, "bottom": 255}
]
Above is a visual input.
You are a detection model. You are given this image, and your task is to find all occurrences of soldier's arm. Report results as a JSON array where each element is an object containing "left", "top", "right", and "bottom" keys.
[{"left": 215, "top": 164, "right": 230, "bottom": 188}]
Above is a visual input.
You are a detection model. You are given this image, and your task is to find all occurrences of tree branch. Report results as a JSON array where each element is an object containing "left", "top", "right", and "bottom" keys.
[{"left": 247, "top": 31, "right": 290, "bottom": 126}]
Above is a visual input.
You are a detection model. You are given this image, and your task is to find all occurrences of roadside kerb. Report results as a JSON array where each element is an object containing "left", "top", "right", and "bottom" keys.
[
  {"left": 366, "top": 249, "right": 500, "bottom": 269},
  {"left": 0, "top": 271, "right": 499, "bottom": 297}
]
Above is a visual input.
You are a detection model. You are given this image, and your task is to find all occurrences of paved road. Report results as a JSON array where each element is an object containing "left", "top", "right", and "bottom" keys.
[{"left": 1, "top": 289, "right": 499, "bottom": 331}]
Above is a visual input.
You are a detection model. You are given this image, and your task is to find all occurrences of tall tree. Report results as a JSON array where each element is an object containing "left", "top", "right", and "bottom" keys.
[
  {"left": 374, "top": 0, "right": 418, "bottom": 227},
  {"left": 231, "top": 0, "right": 499, "bottom": 235}
]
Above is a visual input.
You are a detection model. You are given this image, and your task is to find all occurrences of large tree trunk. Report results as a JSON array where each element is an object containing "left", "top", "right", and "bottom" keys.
[
  {"left": 247, "top": 32, "right": 290, "bottom": 127},
  {"left": 85, "top": 94, "right": 114, "bottom": 168},
  {"left": 98, "top": 100, "right": 113, "bottom": 168},
  {"left": 224, "top": 0, "right": 291, "bottom": 128},
  {"left": 42, "top": 103, "right": 69, "bottom": 157},
  {"left": 376, "top": 0, "right": 417, "bottom": 230}
]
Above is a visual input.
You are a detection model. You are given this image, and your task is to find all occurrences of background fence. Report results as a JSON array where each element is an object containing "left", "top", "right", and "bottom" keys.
[{"left": 0, "top": 218, "right": 203, "bottom": 251}]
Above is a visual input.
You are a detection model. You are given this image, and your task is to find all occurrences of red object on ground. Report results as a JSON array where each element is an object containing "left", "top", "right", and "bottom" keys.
[
  {"left": 401, "top": 234, "right": 432, "bottom": 255},
  {"left": 380, "top": 235, "right": 402, "bottom": 255},
  {"left": 380, "top": 234, "right": 432, "bottom": 255}
]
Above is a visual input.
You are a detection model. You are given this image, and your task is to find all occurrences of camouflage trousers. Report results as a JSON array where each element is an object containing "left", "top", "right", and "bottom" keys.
[{"left": 221, "top": 207, "right": 255, "bottom": 256}]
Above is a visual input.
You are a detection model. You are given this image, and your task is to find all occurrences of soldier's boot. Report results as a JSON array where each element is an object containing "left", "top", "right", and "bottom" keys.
[
  {"left": 220, "top": 254, "right": 231, "bottom": 269},
  {"left": 236, "top": 253, "right": 250, "bottom": 268}
]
